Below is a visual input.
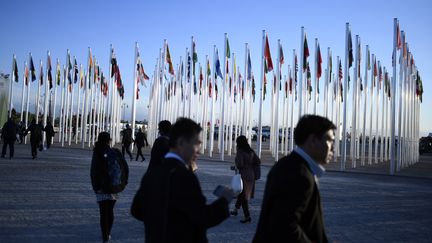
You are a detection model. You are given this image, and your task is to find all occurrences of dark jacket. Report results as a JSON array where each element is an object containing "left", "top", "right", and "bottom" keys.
[
  {"left": 253, "top": 151, "right": 328, "bottom": 243},
  {"left": 141, "top": 157, "right": 229, "bottom": 243},
  {"left": 44, "top": 123, "right": 55, "bottom": 138},
  {"left": 1, "top": 120, "right": 17, "bottom": 142},
  {"left": 235, "top": 149, "right": 255, "bottom": 200},
  {"left": 148, "top": 136, "right": 170, "bottom": 171},
  {"left": 122, "top": 128, "right": 133, "bottom": 144},
  {"left": 90, "top": 145, "right": 111, "bottom": 193},
  {"left": 135, "top": 131, "right": 147, "bottom": 148},
  {"left": 25, "top": 123, "right": 44, "bottom": 144}
]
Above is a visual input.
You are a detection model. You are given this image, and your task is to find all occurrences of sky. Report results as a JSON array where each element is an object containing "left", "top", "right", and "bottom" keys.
[{"left": 1, "top": 0, "right": 431, "bottom": 135}]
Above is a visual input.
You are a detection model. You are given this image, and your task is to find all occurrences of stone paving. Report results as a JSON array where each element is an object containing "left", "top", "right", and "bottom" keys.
[{"left": 1, "top": 143, "right": 432, "bottom": 242}]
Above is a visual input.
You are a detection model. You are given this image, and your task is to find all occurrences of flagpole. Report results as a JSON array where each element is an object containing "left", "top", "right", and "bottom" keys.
[
  {"left": 298, "top": 27, "right": 305, "bottom": 122},
  {"left": 257, "top": 30, "right": 265, "bottom": 158},
  {"left": 43, "top": 51, "right": 51, "bottom": 148},
  {"left": 351, "top": 36, "right": 359, "bottom": 167},
  {"left": 361, "top": 46, "right": 369, "bottom": 166},
  {"left": 8, "top": 55, "right": 16, "bottom": 118},
  {"left": 341, "top": 23, "right": 350, "bottom": 171},
  {"left": 68, "top": 56, "right": 75, "bottom": 146},
  {"left": 75, "top": 64, "right": 82, "bottom": 143},
  {"left": 335, "top": 56, "right": 341, "bottom": 163},
  {"left": 20, "top": 61, "right": 27, "bottom": 123},
  {"left": 324, "top": 48, "right": 330, "bottom": 118},
  {"left": 132, "top": 42, "right": 138, "bottom": 147},
  {"left": 53, "top": 59, "right": 59, "bottom": 133},
  {"left": 59, "top": 65, "right": 65, "bottom": 143},
  {"left": 314, "top": 38, "right": 318, "bottom": 115}
]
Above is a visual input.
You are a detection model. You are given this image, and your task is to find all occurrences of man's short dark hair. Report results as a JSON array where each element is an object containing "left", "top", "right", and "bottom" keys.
[
  {"left": 169, "top": 118, "right": 202, "bottom": 148},
  {"left": 158, "top": 120, "right": 172, "bottom": 136},
  {"left": 294, "top": 115, "right": 336, "bottom": 146}
]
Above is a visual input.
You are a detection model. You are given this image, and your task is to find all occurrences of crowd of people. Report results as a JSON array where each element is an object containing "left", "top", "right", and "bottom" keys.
[
  {"left": 90, "top": 115, "right": 336, "bottom": 243},
  {"left": 2, "top": 114, "right": 336, "bottom": 243}
]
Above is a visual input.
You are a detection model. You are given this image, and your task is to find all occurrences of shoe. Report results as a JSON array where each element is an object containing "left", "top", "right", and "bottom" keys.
[
  {"left": 230, "top": 209, "right": 238, "bottom": 216},
  {"left": 141, "top": 158, "right": 145, "bottom": 162},
  {"left": 240, "top": 217, "right": 251, "bottom": 224}
]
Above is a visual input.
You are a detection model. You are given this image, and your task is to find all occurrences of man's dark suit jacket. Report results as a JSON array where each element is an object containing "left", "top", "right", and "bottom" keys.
[
  {"left": 141, "top": 157, "right": 229, "bottom": 243},
  {"left": 253, "top": 151, "right": 328, "bottom": 243},
  {"left": 147, "top": 136, "right": 170, "bottom": 171}
]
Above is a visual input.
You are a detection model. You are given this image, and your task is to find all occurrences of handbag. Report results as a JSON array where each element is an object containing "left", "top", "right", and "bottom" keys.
[{"left": 231, "top": 174, "right": 243, "bottom": 194}]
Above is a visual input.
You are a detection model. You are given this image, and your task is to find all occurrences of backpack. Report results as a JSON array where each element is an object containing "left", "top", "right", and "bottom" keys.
[
  {"left": 252, "top": 152, "right": 261, "bottom": 180},
  {"left": 105, "top": 148, "right": 129, "bottom": 193},
  {"left": 32, "top": 125, "right": 42, "bottom": 141}
]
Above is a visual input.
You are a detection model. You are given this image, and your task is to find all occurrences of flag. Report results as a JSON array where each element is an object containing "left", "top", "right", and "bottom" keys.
[
  {"left": 263, "top": 73, "right": 267, "bottom": 100},
  {"left": 306, "top": 62, "right": 312, "bottom": 100},
  {"left": 338, "top": 59, "right": 343, "bottom": 81},
  {"left": 56, "top": 60, "right": 61, "bottom": 86},
  {"left": 279, "top": 44, "right": 284, "bottom": 64},
  {"left": 357, "top": 41, "right": 362, "bottom": 91},
  {"left": 247, "top": 49, "right": 252, "bottom": 80},
  {"left": 367, "top": 48, "right": 371, "bottom": 70},
  {"left": 252, "top": 74, "right": 256, "bottom": 102},
  {"left": 206, "top": 59, "right": 211, "bottom": 76},
  {"left": 303, "top": 35, "right": 309, "bottom": 71},
  {"left": 294, "top": 53, "right": 298, "bottom": 83},
  {"left": 317, "top": 43, "right": 322, "bottom": 79},
  {"left": 166, "top": 44, "right": 175, "bottom": 75},
  {"left": 199, "top": 66, "right": 203, "bottom": 94},
  {"left": 215, "top": 50, "right": 223, "bottom": 79},
  {"left": 416, "top": 71, "right": 423, "bottom": 102},
  {"left": 47, "top": 55, "right": 53, "bottom": 89},
  {"left": 285, "top": 80, "right": 288, "bottom": 98},
  {"left": 79, "top": 67, "right": 84, "bottom": 88},
  {"left": 339, "top": 60, "right": 343, "bottom": 102},
  {"left": 187, "top": 53, "right": 191, "bottom": 79},
  {"left": 73, "top": 58, "right": 78, "bottom": 83},
  {"left": 192, "top": 40, "right": 198, "bottom": 73},
  {"left": 348, "top": 29, "right": 353, "bottom": 68},
  {"left": 24, "top": 64, "right": 29, "bottom": 86},
  {"left": 30, "top": 56, "right": 36, "bottom": 81},
  {"left": 39, "top": 63, "right": 44, "bottom": 86},
  {"left": 397, "top": 23, "right": 402, "bottom": 50},
  {"left": 226, "top": 38, "right": 230, "bottom": 58},
  {"left": 215, "top": 82, "right": 218, "bottom": 100},
  {"left": 328, "top": 50, "right": 332, "bottom": 82},
  {"left": 264, "top": 34, "right": 273, "bottom": 73},
  {"left": 13, "top": 56, "right": 18, "bottom": 82}
]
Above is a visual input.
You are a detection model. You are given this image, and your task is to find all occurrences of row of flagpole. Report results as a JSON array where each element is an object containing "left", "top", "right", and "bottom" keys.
[{"left": 5, "top": 18, "right": 423, "bottom": 174}]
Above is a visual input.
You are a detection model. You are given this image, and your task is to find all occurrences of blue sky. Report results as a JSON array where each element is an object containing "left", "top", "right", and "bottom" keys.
[{"left": 1, "top": 0, "right": 431, "bottom": 135}]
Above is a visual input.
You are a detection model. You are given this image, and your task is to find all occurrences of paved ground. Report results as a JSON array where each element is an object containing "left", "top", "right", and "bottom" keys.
[{"left": 1, "top": 143, "right": 432, "bottom": 242}]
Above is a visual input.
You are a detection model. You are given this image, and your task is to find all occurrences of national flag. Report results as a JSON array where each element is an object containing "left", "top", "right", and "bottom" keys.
[
  {"left": 24, "top": 64, "right": 29, "bottom": 86},
  {"left": 67, "top": 52, "right": 72, "bottom": 71},
  {"left": 12, "top": 56, "right": 18, "bottom": 82},
  {"left": 192, "top": 40, "right": 198, "bottom": 73},
  {"left": 328, "top": 50, "right": 332, "bottom": 82},
  {"left": 338, "top": 59, "right": 343, "bottom": 81},
  {"left": 289, "top": 75, "right": 293, "bottom": 94},
  {"left": 73, "top": 58, "right": 78, "bottom": 83},
  {"left": 285, "top": 80, "right": 288, "bottom": 98},
  {"left": 263, "top": 73, "right": 267, "bottom": 100},
  {"left": 294, "top": 53, "right": 298, "bottom": 84},
  {"left": 317, "top": 43, "right": 322, "bottom": 79},
  {"left": 416, "top": 71, "right": 423, "bottom": 102},
  {"left": 187, "top": 53, "right": 191, "bottom": 79},
  {"left": 79, "top": 66, "right": 84, "bottom": 88},
  {"left": 348, "top": 29, "right": 353, "bottom": 68},
  {"left": 166, "top": 44, "right": 175, "bottom": 75},
  {"left": 303, "top": 35, "right": 309, "bottom": 71},
  {"left": 30, "top": 56, "right": 36, "bottom": 81},
  {"left": 397, "top": 23, "right": 402, "bottom": 50},
  {"left": 39, "top": 63, "right": 44, "bottom": 86},
  {"left": 226, "top": 38, "right": 230, "bottom": 58},
  {"left": 378, "top": 64, "right": 382, "bottom": 90},
  {"left": 279, "top": 44, "right": 284, "bottom": 64},
  {"left": 251, "top": 74, "right": 256, "bottom": 102},
  {"left": 47, "top": 54, "right": 53, "bottom": 89},
  {"left": 367, "top": 48, "right": 371, "bottom": 70},
  {"left": 199, "top": 66, "right": 203, "bottom": 94},
  {"left": 264, "top": 34, "right": 273, "bottom": 73},
  {"left": 215, "top": 82, "right": 218, "bottom": 101},
  {"left": 338, "top": 60, "right": 343, "bottom": 102},
  {"left": 56, "top": 60, "right": 61, "bottom": 86},
  {"left": 215, "top": 50, "right": 223, "bottom": 79},
  {"left": 110, "top": 48, "right": 117, "bottom": 78},
  {"left": 206, "top": 59, "right": 211, "bottom": 76},
  {"left": 209, "top": 81, "right": 212, "bottom": 98},
  {"left": 247, "top": 49, "right": 252, "bottom": 80},
  {"left": 306, "top": 62, "right": 312, "bottom": 100}
]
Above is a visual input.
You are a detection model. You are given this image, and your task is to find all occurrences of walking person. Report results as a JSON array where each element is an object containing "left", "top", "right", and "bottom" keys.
[
  {"left": 91, "top": 132, "right": 129, "bottom": 243},
  {"left": 138, "top": 117, "right": 235, "bottom": 243},
  {"left": 134, "top": 128, "right": 148, "bottom": 162},
  {"left": 121, "top": 124, "right": 133, "bottom": 161},
  {"left": 147, "top": 120, "right": 171, "bottom": 171},
  {"left": 24, "top": 119, "right": 44, "bottom": 159},
  {"left": 44, "top": 119, "right": 55, "bottom": 149},
  {"left": 17, "top": 121, "right": 25, "bottom": 144},
  {"left": 230, "top": 135, "right": 257, "bottom": 223},
  {"left": 253, "top": 115, "right": 336, "bottom": 243},
  {"left": 1, "top": 118, "right": 17, "bottom": 159}
]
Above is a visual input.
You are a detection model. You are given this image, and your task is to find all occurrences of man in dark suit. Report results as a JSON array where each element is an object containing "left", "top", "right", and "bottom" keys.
[
  {"left": 140, "top": 117, "right": 234, "bottom": 243},
  {"left": 253, "top": 115, "right": 336, "bottom": 243},
  {"left": 147, "top": 120, "right": 171, "bottom": 171}
]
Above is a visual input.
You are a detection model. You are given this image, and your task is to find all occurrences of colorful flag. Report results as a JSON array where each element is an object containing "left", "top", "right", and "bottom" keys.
[
  {"left": 306, "top": 62, "right": 312, "bottom": 100},
  {"left": 264, "top": 34, "right": 273, "bottom": 73},
  {"left": 317, "top": 43, "right": 322, "bottom": 79},
  {"left": 12, "top": 56, "right": 18, "bottom": 82},
  {"left": 30, "top": 56, "right": 36, "bottom": 81},
  {"left": 79, "top": 67, "right": 84, "bottom": 88},
  {"left": 199, "top": 66, "right": 203, "bottom": 94},
  {"left": 348, "top": 29, "right": 353, "bottom": 68},
  {"left": 328, "top": 50, "right": 332, "bottom": 82},
  {"left": 193, "top": 40, "right": 198, "bottom": 73},
  {"left": 303, "top": 35, "right": 309, "bottom": 71},
  {"left": 226, "top": 38, "right": 230, "bottom": 58},
  {"left": 397, "top": 23, "right": 402, "bottom": 50},
  {"left": 56, "top": 60, "right": 61, "bottom": 86},
  {"left": 247, "top": 49, "right": 252, "bottom": 80},
  {"left": 24, "top": 64, "right": 29, "bottom": 86},
  {"left": 166, "top": 44, "right": 175, "bottom": 75},
  {"left": 206, "top": 59, "right": 211, "bottom": 76},
  {"left": 39, "top": 63, "right": 44, "bottom": 86},
  {"left": 416, "top": 71, "right": 423, "bottom": 102},
  {"left": 215, "top": 50, "right": 223, "bottom": 79},
  {"left": 252, "top": 74, "right": 256, "bottom": 102},
  {"left": 73, "top": 58, "right": 78, "bottom": 83},
  {"left": 47, "top": 54, "right": 53, "bottom": 89},
  {"left": 279, "top": 44, "right": 284, "bottom": 64}
]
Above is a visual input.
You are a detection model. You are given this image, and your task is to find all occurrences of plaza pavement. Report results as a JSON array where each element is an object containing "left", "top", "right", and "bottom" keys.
[{"left": 0, "top": 142, "right": 432, "bottom": 242}]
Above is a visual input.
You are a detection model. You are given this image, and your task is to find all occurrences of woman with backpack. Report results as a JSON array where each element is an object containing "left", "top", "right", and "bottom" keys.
[
  {"left": 230, "top": 135, "right": 260, "bottom": 223},
  {"left": 91, "top": 132, "right": 128, "bottom": 243}
]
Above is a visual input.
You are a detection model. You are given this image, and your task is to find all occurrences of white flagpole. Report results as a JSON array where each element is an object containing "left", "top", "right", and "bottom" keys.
[
  {"left": 368, "top": 55, "right": 375, "bottom": 165},
  {"left": 221, "top": 33, "right": 228, "bottom": 161},
  {"left": 397, "top": 31, "right": 404, "bottom": 171},
  {"left": 380, "top": 67, "right": 386, "bottom": 162},
  {"left": 53, "top": 59, "right": 59, "bottom": 134},
  {"left": 80, "top": 69, "right": 87, "bottom": 144},
  {"left": 335, "top": 56, "right": 341, "bottom": 163},
  {"left": 20, "top": 61, "right": 27, "bottom": 123},
  {"left": 314, "top": 38, "right": 318, "bottom": 115},
  {"left": 35, "top": 60, "right": 43, "bottom": 125},
  {"left": 361, "top": 46, "right": 369, "bottom": 166},
  {"left": 209, "top": 46, "right": 216, "bottom": 157},
  {"left": 390, "top": 18, "right": 400, "bottom": 175},
  {"left": 68, "top": 57, "right": 75, "bottom": 146},
  {"left": 257, "top": 30, "right": 265, "bottom": 158},
  {"left": 83, "top": 48, "right": 91, "bottom": 148},
  {"left": 374, "top": 61, "right": 381, "bottom": 164},
  {"left": 341, "top": 23, "right": 350, "bottom": 171},
  {"left": 290, "top": 50, "right": 296, "bottom": 152},
  {"left": 228, "top": 53, "right": 235, "bottom": 156},
  {"left": 25, "top": 57, "right": 32, "bottom": 144},
  {"left": 298, "top": 27, "right": 304, "bottom": 122},
  {"left": 132, "top": 42, "right": 139, "bottom": 147},
  {"left": 88, "top": 60, "right": 95, "bottom": 147},
  {"left": 43, "top": 51, "right": 51, "bottom": 148},
  {"left": 59, "top": 65, "right": 65, "bottom": 143},
  {"left": 351, "top": 36, "right": 359, "bottom": 167},
  {"left": 75, "top": 64, "right": 82, "bottom": 144},
  {"left": 274, "top": 40, "right": 281, "bottom": 162}
]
